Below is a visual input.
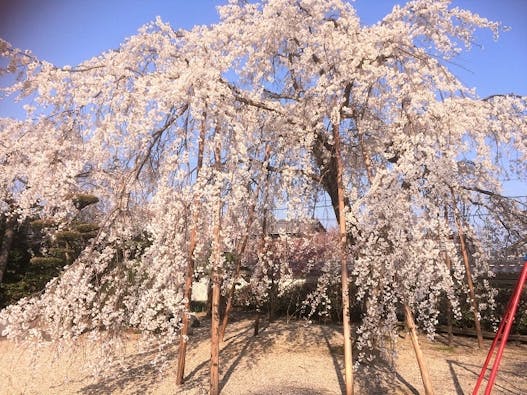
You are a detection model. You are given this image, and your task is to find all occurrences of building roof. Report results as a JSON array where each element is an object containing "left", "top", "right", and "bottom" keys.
[
  {"left": 489, "top": 238, "right": 526, "bottom": 274},
  {"left": 267, "top": 218, "right": 325, "bottom": 237}
]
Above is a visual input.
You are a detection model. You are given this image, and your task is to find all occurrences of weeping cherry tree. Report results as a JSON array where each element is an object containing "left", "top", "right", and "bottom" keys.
[{"left": 1, "top": 1, "right": 526, "bottom": 394}]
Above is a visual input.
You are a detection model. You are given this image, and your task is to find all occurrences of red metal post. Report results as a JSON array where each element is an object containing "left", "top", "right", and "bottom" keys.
[{"left": 473, "top": 257, "right": 527, "bottom": 395}]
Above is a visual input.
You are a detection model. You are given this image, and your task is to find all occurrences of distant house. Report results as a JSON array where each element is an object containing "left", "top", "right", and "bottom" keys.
[
  {"left": 267, "top": 218, "right": 325, "bottom": 237},
  {"left": 490, "top": 238, "right": 526, "bottom": 274},
  {"left": 191, "top": 218, "right": 327, "bottom": 304}
]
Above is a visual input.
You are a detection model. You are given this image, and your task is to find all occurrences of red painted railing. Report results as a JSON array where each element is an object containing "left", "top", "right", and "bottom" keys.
[{"left": 473, "top": 256, "right": 527, "bottom": 395}]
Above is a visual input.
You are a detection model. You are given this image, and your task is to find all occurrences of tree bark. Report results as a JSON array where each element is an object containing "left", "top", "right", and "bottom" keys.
[
  {"left": 332, "top": 122, "right": 354, "bottom": 395},
  {"left": 176, "top": 118, "right": 206, "bottom": 385},
  {"left": 313, "top": 130, "right": 346, "bottom": 222},
  {"left": 0, "top": 215, "right": 16, "bottom": 284},
  {"left": 404, "top": 303, "right": 435, "bottom": 395}
]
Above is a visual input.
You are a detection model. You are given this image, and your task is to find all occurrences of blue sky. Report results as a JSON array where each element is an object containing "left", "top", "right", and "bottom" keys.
[
  {"left": 1, "top": 0, "right": 525, "bottom": 98},
  {"left": 0, "top": 0, "right": 525, "bottom": 202}
]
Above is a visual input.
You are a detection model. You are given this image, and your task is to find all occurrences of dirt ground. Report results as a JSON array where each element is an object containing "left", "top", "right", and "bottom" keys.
[{"left": 1, "top": 315, "right": 526, "bottom": 394}]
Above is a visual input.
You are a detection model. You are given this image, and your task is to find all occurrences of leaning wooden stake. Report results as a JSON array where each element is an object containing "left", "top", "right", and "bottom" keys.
[
  {"left": 332, "top": 122, "right": 354, "bottom": 395},
  {"left": 219, "top": 221, "right": 253, "bottom": 341},
  {"left": 452, "top": 200, "right": 484, "bottom": 348},
  {"left": 210, "top": 254, "right": 222, "bottom": 395},
  {"left": 252, "top": 215, "right": 269, "bottom": 336},
  {"left": 210, "top": 144, "right": 223, "bottom": 395},
  {"left": 251, "top": 153, "right": 273, "bottom": 338},
  {"left": 176, "top": 230, "right": 198, "bottom": 384},
  {"left": 361, "top": 130, "right": 433, "bottom": 391},
  {"left": 404, "top": 303, "right": 435, "bottom": 395},
  {"left": 176, "top": 118, "right": 206, "bottom": 385},
  {"left": 442, "top": 208, "right": 454, "bottom": 346},
  {"left": 444, "top": 253, "right": 454, "bottom": 346}
]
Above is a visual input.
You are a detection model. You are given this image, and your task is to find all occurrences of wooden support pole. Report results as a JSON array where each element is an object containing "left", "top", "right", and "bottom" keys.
[
  {"left": 452, "top": 207, "right": 484, "bottom": 348},
  {"left": 404, "top": 303, "right": 435, "bottom": 395},
  {"left": 209, "top": 143, "right": 223, "bottom": 395},
  {"left": 332, "top": 121, "right": 354, "bottom": 395},
  {"left": 444, "top": 252, "right": 454, "bottom": 346}
]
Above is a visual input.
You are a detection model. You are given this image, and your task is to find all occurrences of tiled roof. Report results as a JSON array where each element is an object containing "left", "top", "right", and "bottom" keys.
[{"left": 267, "top": 219, "right": 325, "bottom": 236}]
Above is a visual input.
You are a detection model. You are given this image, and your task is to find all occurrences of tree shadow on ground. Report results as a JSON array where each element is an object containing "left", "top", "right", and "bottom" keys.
[
  {"left": 434, "top": 332, "right": 480, "bottom": 348},
  {"left": 72, "top": 316, "right": 527, "bottom": 394},
  {"left": 181, "top": 312, "right": 278, "bottom": 393},
  {"left": 79, "top": 312, "right": 276, "bottom": 394},
  {"left": 218, "top": 318, "right": 346, "bottom": 394},
  {"left": 244, "top": 385, "right": 334, "bottom": 394},
  {"left": 447, "top": 359, "right": 526, "bottom": 395},
  {"left": 321, "top": 325, "right": 345, "bottom": 393},
  {"left": 317, "top": 323, "right": 420, "bottom": 394},
  {"left": 78, "top": 341, "right": 179, "bottom": 395},
  {"left": 354, "top": 350, "right": 420, "bottom": 394},
  {"left": 78, "top": 318, "right": 216, "bottom": 394}
]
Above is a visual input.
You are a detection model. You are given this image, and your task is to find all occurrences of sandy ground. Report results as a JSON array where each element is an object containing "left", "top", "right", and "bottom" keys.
[{"left": 1, "top": 315, "right": 526, "bottom": 394}]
